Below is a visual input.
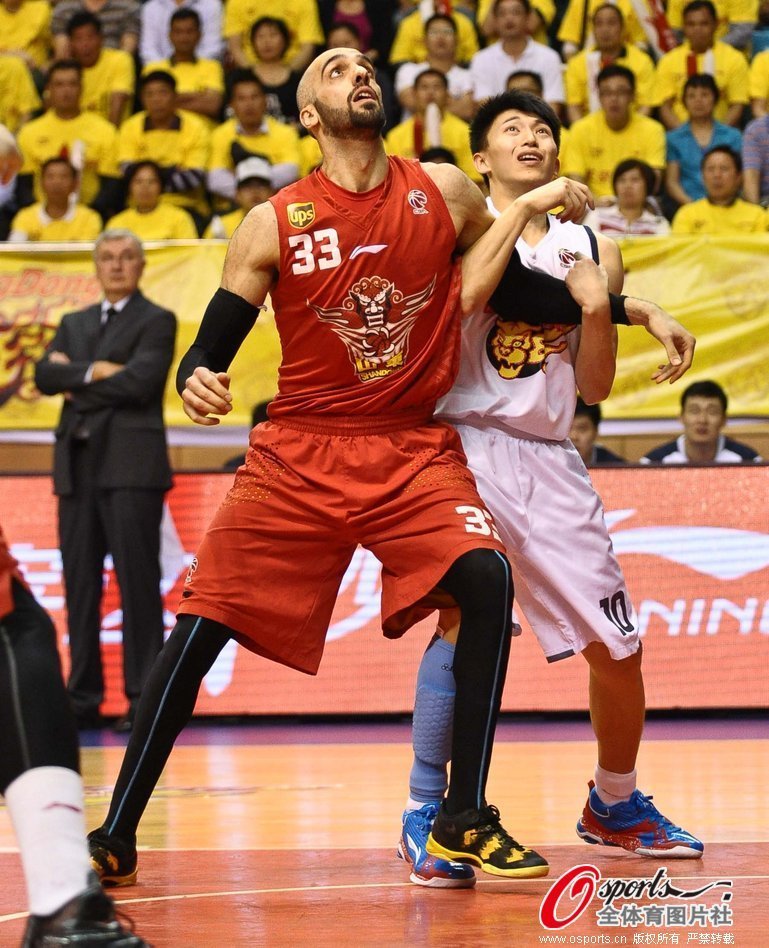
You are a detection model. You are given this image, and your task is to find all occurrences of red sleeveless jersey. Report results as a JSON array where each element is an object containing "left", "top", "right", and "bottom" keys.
[{"left": 268, "top": 156, "right": 462, "bottom": 419}]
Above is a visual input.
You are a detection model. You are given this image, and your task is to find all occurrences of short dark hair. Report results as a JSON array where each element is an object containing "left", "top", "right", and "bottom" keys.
[
  {"left": 141, "top": 70, "right": 177, "bottom": 93},
  {"left": 681, "top": 380, "right": 727, "bottom": 413},
  {"left": 494, "top": 0, "right": 531, "bottom": 14},
  {"left": 592, "top": 3, "right": 624, "bottom": 24},
  {"left": 126, "top": 160, "right": 164, "bottom": 189},
  {"left": 425, "top": 13, "right": 457, "bottom": 33},
  {"left": 251, "top": 16, "right": 290, "bottom": 49},
  {"left": 327, "top": 21, "right": 361, "bottom": 43},
  {"left": 415, "top": 68, "right": 449, "bottom": 90},
  {"left": 596, "top": 63, "right": 636, "bottom": 91},
  {"left": 470, "top": 90, "right": 561, "bottom": 155},
  {"left": 41, "top": 156, "right": 77, "bottom": 178},
  {"left": 66, "top": 11, "right": 102, "bottom": 36},
  {"left": 683, "top": 0, "right": 717, "bottom": 21},
  {"left": 574, "top": 397, "right": 601, "bottom": 428},
  {"left": 506, "top": 70, "right": 544, "bottom": 95},
  {"left": 612, "top": 158, "right": 655, "bottom": 195},
  {"left": 227, "top": 68, "right": 264, "bottom": 101},
  {"left": 420, "top": 146, "right": 457, "bottom": 164},
  {"left": 683, "top": 72, "right": 720, "bottom": 103},
  {"left": 702, "top": 145, "right": 741, "bottom": 173},
  {"left": 170, "top": 8, "right": 201, "bottom": 29},
  {"left": 46, "top": 60, "right": 83, "bottom": 85}
]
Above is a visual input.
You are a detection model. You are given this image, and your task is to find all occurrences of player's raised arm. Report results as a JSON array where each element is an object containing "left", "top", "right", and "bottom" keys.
[{"left": 176, "top": 201, "right": 279, "bottom": 425}]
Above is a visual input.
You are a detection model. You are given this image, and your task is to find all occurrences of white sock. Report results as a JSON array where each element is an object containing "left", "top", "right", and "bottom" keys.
[
  {"left": 5, "top": 767, "right": 91, "bottom": 916},
  {"left": 594, "top": 765, "right": 637, "bottom": 806}
]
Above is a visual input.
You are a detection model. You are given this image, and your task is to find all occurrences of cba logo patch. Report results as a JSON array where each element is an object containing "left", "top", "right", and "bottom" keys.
[
  {"left": 287, "top": 202, "right": 316, "bottom": 229},
  {"left": 558, "top": 248, "right": 577, "bottom": 268},
  {"left": 407, "top": 189, "right": 428, "bottom": 214}
]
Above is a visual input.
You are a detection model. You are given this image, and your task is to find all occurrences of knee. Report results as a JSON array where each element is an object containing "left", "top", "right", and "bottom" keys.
[
  {"left": 441, "top": 548, "right": 513, "bottom": 611},
  {"left": 585, "top": 641, "right": 643, "bottom": 680}
]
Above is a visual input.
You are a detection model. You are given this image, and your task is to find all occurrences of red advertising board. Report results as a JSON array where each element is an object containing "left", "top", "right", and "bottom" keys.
[{"left": 2, "top": 466, "right": 768, "bottom": 715}]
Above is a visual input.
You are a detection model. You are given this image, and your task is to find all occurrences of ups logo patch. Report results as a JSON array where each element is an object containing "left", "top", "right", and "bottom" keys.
[{"left": 287, "top": 202, "right": 315, "bottom": 229}]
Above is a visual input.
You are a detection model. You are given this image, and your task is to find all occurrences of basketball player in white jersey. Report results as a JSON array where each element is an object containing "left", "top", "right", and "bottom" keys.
[{"left": 398, "top": 91, "right": 703, "bottom": 889}]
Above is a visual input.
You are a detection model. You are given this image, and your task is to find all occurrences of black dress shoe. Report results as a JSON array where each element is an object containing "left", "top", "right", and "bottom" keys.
[
  {"left": 113, "top": 702, "right": 137, "bottom": 734},
  {"left": 75, "top": 708, "right": 105, "bottom": 730}
]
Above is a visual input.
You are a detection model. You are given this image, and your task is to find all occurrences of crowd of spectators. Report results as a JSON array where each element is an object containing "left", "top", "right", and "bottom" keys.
[{"left": 2, "top": 0, "right": 769, "bottom": 240}]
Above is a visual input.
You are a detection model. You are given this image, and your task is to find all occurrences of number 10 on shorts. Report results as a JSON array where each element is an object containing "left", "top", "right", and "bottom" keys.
[{"left": 455, "top": 505, "right": 502, "bottom": 540}]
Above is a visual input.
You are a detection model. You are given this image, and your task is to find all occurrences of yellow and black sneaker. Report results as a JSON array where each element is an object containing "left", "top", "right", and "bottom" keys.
[
  {"left": 426, "top": 802, "right": 549, "bottom": 878},
  {"left": 87, "top": 827, "right": 138, "bottom": 887}
]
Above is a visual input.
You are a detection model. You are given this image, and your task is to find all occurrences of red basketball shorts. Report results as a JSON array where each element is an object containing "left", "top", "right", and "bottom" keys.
[{"left": 178, "top": 414, "right": 507, "bottom": 674}]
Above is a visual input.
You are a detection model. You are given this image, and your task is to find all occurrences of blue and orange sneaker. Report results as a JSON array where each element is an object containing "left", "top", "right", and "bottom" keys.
[
  {"left": 398, "top": 802, "right": 476, "bottom": 888},
  {"left": 576, "top": 781, "right": 704, "bottom": 858}
]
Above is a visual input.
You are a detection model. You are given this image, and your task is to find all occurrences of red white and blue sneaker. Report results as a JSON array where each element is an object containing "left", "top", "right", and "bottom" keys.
[
  {"left": 576, "top": 781, "right": 704, "bottom": 858},
  {"left": 397, "top": 802, "right": 476, "bottom": 888}
]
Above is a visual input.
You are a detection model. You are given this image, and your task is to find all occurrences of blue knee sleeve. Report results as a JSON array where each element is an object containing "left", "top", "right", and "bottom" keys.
[{"left": 409, "top": 637, "right": 456, "bottom": 803}]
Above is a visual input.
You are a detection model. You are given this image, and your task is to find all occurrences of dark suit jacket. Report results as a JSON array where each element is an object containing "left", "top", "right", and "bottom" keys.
[{"left": 35, "top": 291, "right": 177, "bottom": 497}]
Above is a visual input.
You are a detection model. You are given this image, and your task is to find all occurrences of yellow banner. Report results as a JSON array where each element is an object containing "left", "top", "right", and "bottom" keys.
[{"left": 1, "top": 237, "right": 768, "bottom": 430}]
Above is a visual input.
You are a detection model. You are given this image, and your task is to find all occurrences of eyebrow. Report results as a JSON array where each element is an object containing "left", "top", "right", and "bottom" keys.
[{"left": 320, "top": 53, "right": 376, "bottom": 79}]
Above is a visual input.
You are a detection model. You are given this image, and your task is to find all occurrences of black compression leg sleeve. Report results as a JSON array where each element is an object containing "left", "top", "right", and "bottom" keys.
[
  {"left": 0, "top": 580, "right": 79, "bottom": 793},
  {"left": 436, "top": 549, "right": 514, "bottom": 815},
  {"left": 102, "top": 615, "right": 231, "bottom": 840}
]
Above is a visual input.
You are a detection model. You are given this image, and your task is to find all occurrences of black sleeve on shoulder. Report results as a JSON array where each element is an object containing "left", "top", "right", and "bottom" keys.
[
  {"left": 489, "top": 249, "right": 630, "bottom": 325},
  {"left": 175, "top": 287, "right": 262, "bottom": 394}
]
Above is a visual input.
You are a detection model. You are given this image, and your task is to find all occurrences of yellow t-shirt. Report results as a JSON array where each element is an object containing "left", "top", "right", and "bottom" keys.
[
  {"left": 143, "top": 58, "right": 225, "bottom": 129},
  {"left": 385, "top": 111, "right": 480, "bottom": 183},
  {"left": 653, "top": 42, "right": 749, "bottom": 124},
  {"left": 749, "top": 49, "right": 769, "bottom": 101},
  {"left": 9, "top": 202, "right": 102, "bottom": 241},
  {"left": 107, "top": 204, "right": 199, "bottom": 239},
  {"left": 666, "top": 0, "right": 758, "bottom": 37},
  {"left": 82, "top": 48, "right": 135, "bottom": 123},
  {"left": 203, "top": 208, "right": 246, "bottom": 239},
  {"left": 0, "top": 0, "right": 51, "bottom": 68},
  {"left": 223, "top": 0, "right": 323, "bottom": 65},
  {"left": 558, "top": 0, "right": 646, "bottom": 49},
  {"left": 118, "top": 109, "right": 210, "bottom": 211},
  {"left": 298, "top": 134, "right": 322, "bottom": 178},
  {"left": 17, "top": 110, "right": 120, "bottom": 206},
  {"left": 477, "top": 0, "right": 555, "bottom": 44},
  {"left": 208, "top": 116, "right": 300, "bottom": 171},
  {"left": 671, "top": 198, "right": 768, "bottom": 234},
  {"left": 0, "top": 54, "right": 40, "bottom": 133},
  {"left": 390, "top": 10, "right": 479, "bottom": 65},
  {"left": 561, "top": 110, "right": 666, "bottom": 198},
  {"left": 565, "top": 45, "right": 655, "bottom": 111}
]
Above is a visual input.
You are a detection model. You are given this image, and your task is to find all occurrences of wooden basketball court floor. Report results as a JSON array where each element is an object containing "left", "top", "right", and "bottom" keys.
[{"left": 1, "top": 717, "right": 767, "bottom": 947}]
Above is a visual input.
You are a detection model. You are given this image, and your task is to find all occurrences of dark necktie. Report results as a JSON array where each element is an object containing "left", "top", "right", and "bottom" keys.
[{"left": 100, "top": 306, "right": 117, "bottom": 336}]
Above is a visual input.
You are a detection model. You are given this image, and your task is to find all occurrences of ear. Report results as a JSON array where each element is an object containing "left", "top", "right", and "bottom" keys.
[
  {"left": 473, "top": 150, "right": 490, "bottom": 178},
  {"left": 553, "top": 155, "right": 561, "bottom": 179},
  {"left": 300, "top": 104, "right": 319, "bottom": 134}
]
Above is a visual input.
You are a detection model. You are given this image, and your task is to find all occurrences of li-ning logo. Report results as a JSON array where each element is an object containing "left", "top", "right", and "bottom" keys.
[
  {"left": 287, "top": 202, "right": 315, "bottom": 229},
  {"left": 185, "top": 556, "right": 198, "bottom": 585},
  {"left": 407, "top": 189, "right": 428, "bottom": 214}
]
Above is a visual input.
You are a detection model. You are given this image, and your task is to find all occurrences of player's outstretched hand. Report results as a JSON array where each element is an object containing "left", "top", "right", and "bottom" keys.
[
  {"left": 625, "top": 299, "right": 696, "bottom": 384},
  {"left": 518, "top": 176, "right": 594, "bottom": 224},
  {"left": 181, "top": 366, "right": 233, "bottom": 425}
]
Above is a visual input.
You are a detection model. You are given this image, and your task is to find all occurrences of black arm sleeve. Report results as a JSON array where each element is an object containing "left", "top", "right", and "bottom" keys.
[
  {"left": 175, "top": 287, "right": 262, "bottom": 394},
  {"left": 489, "top": 249, "right": 630, "bottom": 325}
]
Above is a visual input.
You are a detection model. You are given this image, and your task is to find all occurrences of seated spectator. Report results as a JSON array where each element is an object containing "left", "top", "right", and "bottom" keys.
[
  {"left": 8, "top": 157, "right": 102, "bottom": 241},
  {"left": 477, "top": 0, "right": 556, "bottom": 46},
  {"left": 749, "top": 47, "right": 769, "bottom": 118},
  {"left": 419, "top": 146, "right": 457, "bottom": 165},
  {"left": 16, "top": 61, "right": 121, "bottom": 220},
  {"left": 666, "top": 0, "right": 756, "bottom": 51},
  {"left": 395, "top": 14, "right": 475, "bottom": 122},
  {"left": 204, "top": 157, "right": 275, "bottom": 238},
  {"left": 208, "top": 71, "right": 300, "bottom": 203},
  {"left": 224, "top": 0, "right": 323, "bottom": 71},
  {"left": 671, "top": 145, "right": 768, "bottom": 232},
  {"left": 249, "top": 17, "right": 301, "bottom": 126},
  {"left": 385, "top": 69, "right": 480, "bottom": 182},
  {"left": 743, "top": 111, "right": 769, "bottom": 205},
  {"left": 665, "top": 74, "right": 742, "bottom": 209},
  {"left": 641, "top": 380, "right": 762, "bottom": 464},
  {"left": 0, "top": 53, "right": 40, "bottom": 133},
  {"left": 505, "top": 70, "right": 544, "bottom": 96},
  {"left": 143, "top": 10, "right": 225, "bottom": 127},
  {"left": 53, "top": 0, "right": 140, "bottom": 59},
  {"left": 557, "top": 0, "right": 646, "bottom": 61},
  {"left": 470, "top": 0, "right": 564, "bottom": 116},
  {"left": 562, "top": 65, "right": 666, "bottom": 200},
  {"left": 118, "top": 70, "right": 210, "bottom": 229},
  {"left": 569, "top": 398, "right": 626, "bottom": 466},
  {"left": 564, "top": 5, "right": 655, "bottom": 125},
  {"left": 654, "top": 0, "right": 749, "bottom": 130},
  {"left": 389, "top": 1, "right": 479, "bottom": 67},
  {"left": 222, "top": 400, "right": 272, "bottom": 471},
  {"left": 583, "top": 158, "right": 671, "bottom": 235},
  {"left": 752, "top": 0, "right": 769, "bottom": 56},
  {"left": 0, "top": 0, "right": 51, "bottom": 73},
  {"left": 326, "top": 22, "right": 398, "bottom": 130},
  {"left": 318, "top": 0, "right": 394, "bottom": 64},
  {"left": 140, "top": 0, "right": 223, "bottom": 65},
  {"left": 298, "top": 132, "right": 321, "bottom": 178},
  {"left": 67, "top": 12, "right": 134, "bottom": 127},
  {"left": 107, "top": 160, "right": 198, "bottom": 238}
]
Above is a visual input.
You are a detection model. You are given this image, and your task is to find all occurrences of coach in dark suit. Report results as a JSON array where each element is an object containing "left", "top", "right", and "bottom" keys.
[{"left": 35, "top": 229, "right": 177, "bottom": 732}]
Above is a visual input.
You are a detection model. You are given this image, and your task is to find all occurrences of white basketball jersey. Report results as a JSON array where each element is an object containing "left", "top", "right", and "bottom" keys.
[{"left": 437, "top": 203, "right": 598, "bottom": 441}]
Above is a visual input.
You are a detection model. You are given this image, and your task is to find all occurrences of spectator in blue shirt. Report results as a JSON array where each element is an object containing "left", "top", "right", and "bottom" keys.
[{"left": 743, "top": 113, "right": 769, "bottom": 205}]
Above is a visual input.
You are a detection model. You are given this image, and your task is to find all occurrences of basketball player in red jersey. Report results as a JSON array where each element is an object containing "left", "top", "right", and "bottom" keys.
[{"left": 86, "top": 50, "right": 689, "bottom": 887}]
